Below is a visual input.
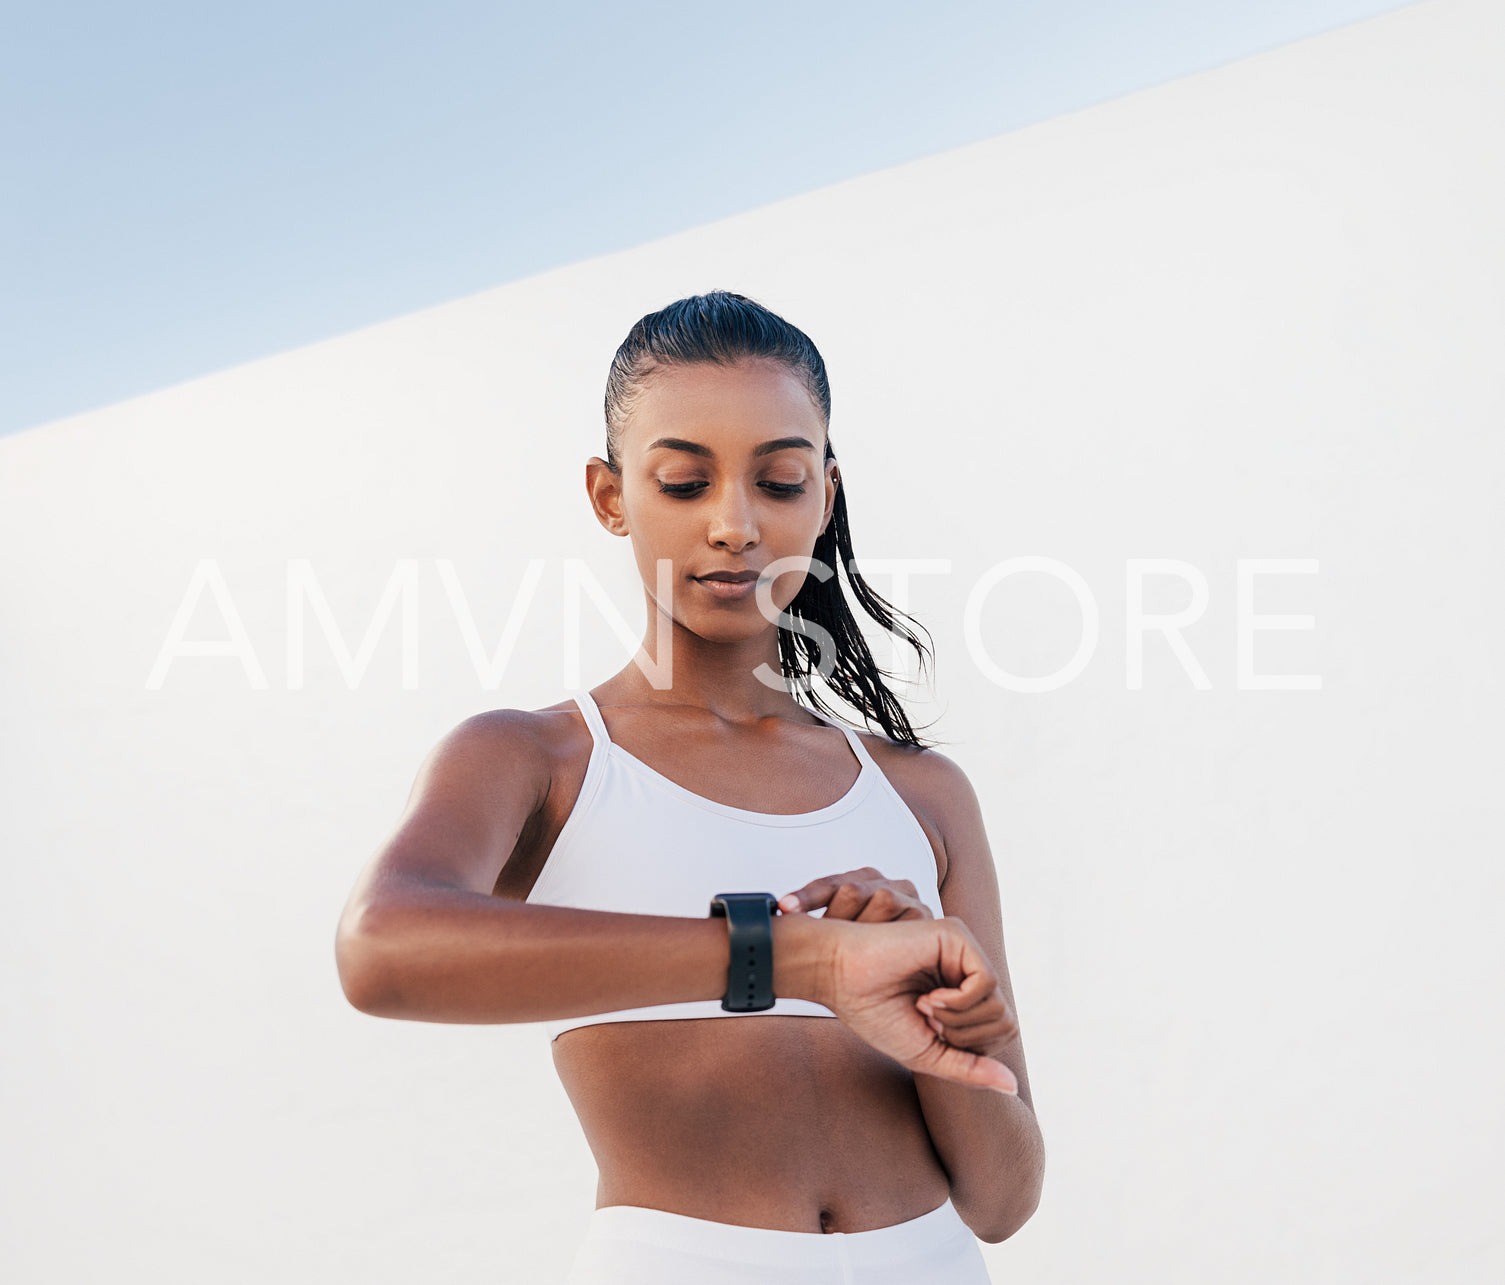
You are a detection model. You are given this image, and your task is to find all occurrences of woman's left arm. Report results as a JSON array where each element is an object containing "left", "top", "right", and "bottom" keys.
[
  {"left": 909, "top": 752, "right": 1045, "bottom": 1243},
  {"left": 780, "top": 752, "right": 1046, "bottom": 1244}
]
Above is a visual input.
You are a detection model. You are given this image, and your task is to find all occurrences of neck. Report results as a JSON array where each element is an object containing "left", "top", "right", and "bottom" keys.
[{"left": 604, "top": 598, "right": 817, "bottom": 726}]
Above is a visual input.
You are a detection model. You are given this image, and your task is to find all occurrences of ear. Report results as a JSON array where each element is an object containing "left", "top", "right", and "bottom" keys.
[
  {"left": 820, "top": 460, "right": 840, "bottom": 534},
  {"left": 586, "top": 458, "right": 630, "bottom": 536}
]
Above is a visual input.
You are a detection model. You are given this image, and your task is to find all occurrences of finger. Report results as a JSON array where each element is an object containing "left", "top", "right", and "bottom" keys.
[
  {"left": 915, "top": 997, "right": 946, "bottom": 1038},
  {"left": 916, "top": 1001, "right": 954, "bottom": 1047},
  {"left": 926, "top": 990, "right": 1018, "bottom": 1038},
  {"left": 919, "top": 997, "right": 1009, "bottom": 1051},
  {"left": 928, "top": 1016, "right": 1012, "bottom": 1055},
  {"left": 852, "top": 885, "right": 918, "bottom": 922},
  {"left": 924, "top": 983, "right": 999, "bottom": 1013},
  {"left": 779, "top": 869, "right": 889, "bottom": 915},
  {"left": 931, "top": 1008, "right": 1007, "bottom": 1037},
  {"left": 924, "top": 993, "right": 992, "bottom": 1023},
  {"left": 829, "top": 880, "right": 914, "bottom": 922},
  {"left": 779, "top": 871, "right": 866, "bottom": 914},
  {"left": 926, "top": 972, "right": 999, "bottom": 1012},
  {"left": 921, "top": 991, "right": 991, "bottom": 1029},
  {"left": 928, "top": 1003, "right": 1021, "bottom": 1056},
  {"left": 830, "top": 881, "right": 878, "bottom": 920}
]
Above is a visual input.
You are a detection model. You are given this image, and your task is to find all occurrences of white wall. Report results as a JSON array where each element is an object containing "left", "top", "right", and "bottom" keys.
[{"left": 3, "top": 0, "right": 1500, "bottom": 1280}]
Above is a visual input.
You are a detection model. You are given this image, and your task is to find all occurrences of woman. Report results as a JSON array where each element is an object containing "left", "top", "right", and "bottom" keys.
[{"left": 335, "top": 291, "right": 1045, "bottom": 1283}]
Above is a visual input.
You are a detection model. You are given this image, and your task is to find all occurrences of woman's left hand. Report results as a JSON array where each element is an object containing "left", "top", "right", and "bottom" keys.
[{"left": 778, "top": 867, "right": 1013, "bottom": 1058}]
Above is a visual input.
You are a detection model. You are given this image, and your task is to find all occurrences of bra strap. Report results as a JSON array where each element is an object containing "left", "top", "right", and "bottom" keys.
[
  {"left": 813, "top": 708, "right": 879, "bottom": 774},
  {"left": 839, "top": 723, "right": 879, "bottom": 774},
  {"left": 571, "top": 688, "right": 612, "bottom": 750}
]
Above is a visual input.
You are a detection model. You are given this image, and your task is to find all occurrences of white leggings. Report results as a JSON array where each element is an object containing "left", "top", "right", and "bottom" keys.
[{"left": 561, "top": 1197, "right": 994, "bottom": 1284}]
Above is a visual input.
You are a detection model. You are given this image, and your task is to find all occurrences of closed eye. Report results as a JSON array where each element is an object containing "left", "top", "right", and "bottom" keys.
[{"left": 657, "top": 481, "right": 805, "bottom": 497}]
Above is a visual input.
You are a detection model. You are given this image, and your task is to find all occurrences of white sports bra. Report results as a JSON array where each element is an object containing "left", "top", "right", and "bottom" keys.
[{"left": 525, "top": 688, "right": 944, "bottom": 1041}]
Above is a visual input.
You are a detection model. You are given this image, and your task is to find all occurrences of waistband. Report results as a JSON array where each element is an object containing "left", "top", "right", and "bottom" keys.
[{"left": 580, "top": 1198, "right": 974, "bottom": 1270}]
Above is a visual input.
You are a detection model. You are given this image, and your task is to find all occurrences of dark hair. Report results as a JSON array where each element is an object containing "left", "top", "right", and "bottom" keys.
[{"left": 603, "top": 290, "right": 943, "bottom": 750}]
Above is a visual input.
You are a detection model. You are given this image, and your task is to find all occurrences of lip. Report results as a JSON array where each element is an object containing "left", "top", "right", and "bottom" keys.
[{"left": 694, "top": 573, "right": 761, "bottom": 601}]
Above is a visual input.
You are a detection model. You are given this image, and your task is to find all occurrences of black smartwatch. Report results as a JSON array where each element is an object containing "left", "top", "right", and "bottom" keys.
[{"left": 709, "top": 892, "right": 779, "bottom": 1011}]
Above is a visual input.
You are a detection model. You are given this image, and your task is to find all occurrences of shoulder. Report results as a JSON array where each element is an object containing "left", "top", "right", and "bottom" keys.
[
  {"left": 850, "top": 730, "right": 979, "bottom": 888},
  {"left": 430, "top": 704, "right": 555, "bottom": 757},
  {"left": 451, "top": 698, "right": 591, "bottom": 747},
  {"left": 416, "top": 701, "right": 590, "bottom": 802},
  {"left": 854, "top": 728, "right": 975, "bottom": 810}
]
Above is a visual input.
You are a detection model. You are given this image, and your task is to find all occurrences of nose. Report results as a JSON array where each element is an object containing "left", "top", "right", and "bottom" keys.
[{"left": 706, "top": 481, "right": 758, "bottom": 552}]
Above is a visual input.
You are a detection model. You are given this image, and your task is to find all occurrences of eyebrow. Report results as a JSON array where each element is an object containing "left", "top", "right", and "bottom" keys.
[{"left": 645, "top": 435, "right": 818, "bottom": 459}]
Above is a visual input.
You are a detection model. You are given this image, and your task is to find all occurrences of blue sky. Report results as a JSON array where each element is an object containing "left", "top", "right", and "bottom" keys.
[{"left": 2, "top": 0, "right": 1414, "bottom": 438}]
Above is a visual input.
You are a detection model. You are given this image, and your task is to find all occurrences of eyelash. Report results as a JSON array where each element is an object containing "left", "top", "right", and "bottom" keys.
[{"left": 657, "top": 481, "right": 806, "bottom": 498}]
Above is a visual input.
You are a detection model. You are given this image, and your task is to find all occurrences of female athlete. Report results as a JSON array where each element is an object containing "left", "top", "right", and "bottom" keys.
[{"left": 335, "top": 290, "right": 1045, "bottom": 1283}]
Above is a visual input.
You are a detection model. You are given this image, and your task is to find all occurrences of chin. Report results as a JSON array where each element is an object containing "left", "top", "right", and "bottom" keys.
[{"left": 681, "top": 613, "right": 776, "bottom": 644}]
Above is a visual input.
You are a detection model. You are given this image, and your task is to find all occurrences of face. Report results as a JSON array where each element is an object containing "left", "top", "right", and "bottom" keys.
[{"left": 586, "top": 357, "right": 840, "bottom": 642}]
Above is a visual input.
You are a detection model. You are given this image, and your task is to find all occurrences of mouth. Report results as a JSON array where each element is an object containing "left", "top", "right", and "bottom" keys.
[
  {"left": 693, "top": 570, "right": 762, "bottom": 600},
  {"left": 695, "top": 571, "right": 760, "bottom": 583}
]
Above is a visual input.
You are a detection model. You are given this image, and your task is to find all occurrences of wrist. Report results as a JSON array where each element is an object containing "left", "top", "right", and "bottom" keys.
[{"left": 771, "top": 911, "right": 845, "bottom": 1007}]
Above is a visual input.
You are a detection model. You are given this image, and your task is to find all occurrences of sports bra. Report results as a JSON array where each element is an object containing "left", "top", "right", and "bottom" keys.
[{"left": 525, "top": 688, "right": 944, "bottom": 1041}]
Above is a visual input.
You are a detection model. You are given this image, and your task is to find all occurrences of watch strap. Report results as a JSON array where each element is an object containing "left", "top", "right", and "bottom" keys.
[{"left": 709, "top": 892, "right": 778, "bottom": 1011}]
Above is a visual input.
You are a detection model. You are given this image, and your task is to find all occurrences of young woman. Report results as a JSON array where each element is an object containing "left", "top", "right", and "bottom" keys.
[{"left": 335, "top": 291, "right": 1045, "bottom": 1283}]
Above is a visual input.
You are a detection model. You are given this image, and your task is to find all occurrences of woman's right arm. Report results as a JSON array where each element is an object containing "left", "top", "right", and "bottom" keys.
[
  {"left": 333, "top": 710, "right": 838, "bottom": 1024},
  {"left": 333, "top": 711, "right": 1018, "bottom": 1094}
]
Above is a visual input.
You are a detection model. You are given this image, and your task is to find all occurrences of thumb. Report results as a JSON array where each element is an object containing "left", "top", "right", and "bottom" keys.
[{"left": 917, "top": 1042, "right": 1019, "bottom": 1096}]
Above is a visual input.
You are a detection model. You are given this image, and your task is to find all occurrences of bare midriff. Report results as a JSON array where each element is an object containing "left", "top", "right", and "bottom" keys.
[
  {"left": 550, "top": 1013, "right": 953, "bottom": 1234},
  {"left": 505, "top": 699, "right": 956, "bottom": 1234}
]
